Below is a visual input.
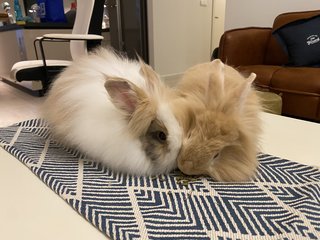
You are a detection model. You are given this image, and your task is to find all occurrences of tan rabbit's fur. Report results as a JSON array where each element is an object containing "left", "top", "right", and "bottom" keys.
[{"left": 175, "top": 60, "right": 262, "bottom": 182}]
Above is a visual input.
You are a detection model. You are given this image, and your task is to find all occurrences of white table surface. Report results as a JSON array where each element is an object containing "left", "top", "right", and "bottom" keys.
[
  {"left": 0, "top": 149, "right": 107, "bottom": 240},
  {"left": 260, "top": 112, "right": 320, "bottom": 168},
  {"left": 0, "top": 112, "right": 319, "bottom": 240}
]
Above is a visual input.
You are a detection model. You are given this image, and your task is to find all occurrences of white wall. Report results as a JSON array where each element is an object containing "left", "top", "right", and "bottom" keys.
[
  {"left": 148, "top": 0, "right": 320, "bottom": 82},
  {"left": 148, "top": 0, "right": 213, "bottom": 79},
  {"left": 225, "top": 0, "right": 320, "bottom": 30}
]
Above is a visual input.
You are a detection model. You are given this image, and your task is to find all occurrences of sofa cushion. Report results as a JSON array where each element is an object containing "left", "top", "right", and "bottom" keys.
[
  {"left": 271, "top": 67, "right": 320, "bottom": 120},
  {"left": 273, "top": 14, "right": 320, "bottom": 67},
  {"left": 264, "top": 35, "right": 289, "bottom": 66},
  {"left": 237, "top": 65, "right": 282, "bottom": 89},
  {"left": 270, "top": 67, "right": 320, "bottom": 94},
  {"left": 219, "top": 27, "right": 272, "bottom": 66}
]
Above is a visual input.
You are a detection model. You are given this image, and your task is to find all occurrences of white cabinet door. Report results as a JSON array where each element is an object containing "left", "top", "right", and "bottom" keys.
[
  {"left": 148, "top": 0, "right": 213, "bottom": 81},
  {"left": 211, "top": 0, "right": 226, "bottom": 51}
]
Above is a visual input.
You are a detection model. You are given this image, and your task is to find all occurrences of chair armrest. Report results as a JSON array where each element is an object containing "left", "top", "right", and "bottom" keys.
[
  {"left": 33, "top": 33, "right": 104, "bottom": 60},
  {"left": 218, "top": 27, "right": 272, "bottom": 66},
  {"left": 42, "top": 33, "right": 104, "bottom": 41}
]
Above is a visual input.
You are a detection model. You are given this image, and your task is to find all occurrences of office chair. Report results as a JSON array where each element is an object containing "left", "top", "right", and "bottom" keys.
[{"left": 10, "top": 0, "right": 105, "bottom": 95}]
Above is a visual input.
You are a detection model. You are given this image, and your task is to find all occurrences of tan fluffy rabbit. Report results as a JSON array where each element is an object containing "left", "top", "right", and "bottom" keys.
[{"left": 175, "top": 59, "right": 262, "bottom": 182}]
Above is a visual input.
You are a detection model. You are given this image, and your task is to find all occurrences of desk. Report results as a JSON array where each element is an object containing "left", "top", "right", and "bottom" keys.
[
  {"left": 0, "top": 149, "right": 107, "bottom": 240},
  {"left": 260, "top": 112, "right": 319, "bottom": 168},
  {"left": 0, "top": 112, "right": 319, "bottom": 240}
]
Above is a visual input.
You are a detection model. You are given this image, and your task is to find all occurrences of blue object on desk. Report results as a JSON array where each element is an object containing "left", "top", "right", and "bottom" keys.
[
  {"left": 14, "top": 0, "right": 23, "bottom": 21},
  {"left": 37, "top": 0, "right": 66, "bottom": 23}
]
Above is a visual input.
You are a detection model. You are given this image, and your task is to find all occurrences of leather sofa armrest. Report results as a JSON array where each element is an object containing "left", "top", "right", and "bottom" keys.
[{"left": 218, "top": 27, "right": 272, "bottom": 66}]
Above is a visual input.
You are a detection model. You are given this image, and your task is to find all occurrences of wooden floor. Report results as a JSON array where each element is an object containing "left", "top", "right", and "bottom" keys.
[{"left": 0, "top": 79, "right": 43, "bottom": 127}]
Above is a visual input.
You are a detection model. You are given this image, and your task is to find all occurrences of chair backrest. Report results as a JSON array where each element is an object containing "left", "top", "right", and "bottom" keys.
[{"left": 70, "top": 0, "right": 104, "bottom": 60}]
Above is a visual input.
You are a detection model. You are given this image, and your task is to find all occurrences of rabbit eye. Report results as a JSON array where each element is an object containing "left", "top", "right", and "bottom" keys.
[
  {"left": 213, "top": 152, "right": 220, "bottom": 159},
  {"left": 153, "top": 131, "right": 167, "bottom": 143}
]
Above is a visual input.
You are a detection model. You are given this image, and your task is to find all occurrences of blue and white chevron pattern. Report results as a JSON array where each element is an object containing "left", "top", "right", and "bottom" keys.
[{"left": 0, "top": 119, "right": 319, "bottom": 240}]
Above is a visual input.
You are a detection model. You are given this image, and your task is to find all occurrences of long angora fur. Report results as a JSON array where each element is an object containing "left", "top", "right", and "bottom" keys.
[
  {"left": 42, "top": 48, "right": 183, "bottom": 176},
  {"left": 175, "top": 60, "right": 262, "bottom": 182}
]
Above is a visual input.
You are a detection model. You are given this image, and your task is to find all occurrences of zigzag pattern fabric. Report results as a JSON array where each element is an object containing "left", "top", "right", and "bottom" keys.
[{"left": 0, "top": 119, "right": 319, "bottom": 240}]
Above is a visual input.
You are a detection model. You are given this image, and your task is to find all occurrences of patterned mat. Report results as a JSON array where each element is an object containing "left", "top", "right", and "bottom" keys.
[{"left": 0, "top": 119, "right": 319, "bottom": 240}]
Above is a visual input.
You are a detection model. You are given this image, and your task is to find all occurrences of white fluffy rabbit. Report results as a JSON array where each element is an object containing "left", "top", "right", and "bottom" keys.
[{"left": 42, "top": 48, "right": 183, "bottom": 176}]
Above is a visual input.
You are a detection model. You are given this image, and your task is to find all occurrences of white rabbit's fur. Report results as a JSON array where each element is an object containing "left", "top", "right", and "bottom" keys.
[{"left": 42, "top": 48, "right": 183, "bottom": 175}]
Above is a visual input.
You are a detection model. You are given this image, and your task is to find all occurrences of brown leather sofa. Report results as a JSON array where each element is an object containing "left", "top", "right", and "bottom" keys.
[{"left": 218, "top": 10, "right": 320, "bottom": 122}]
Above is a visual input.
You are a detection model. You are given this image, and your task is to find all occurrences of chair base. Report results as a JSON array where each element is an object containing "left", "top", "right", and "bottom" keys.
[
  {"left": 15, "top": 66, "right": 65, "bottom": 81},
  {"left": 11, "top": 59, "right": 71, "bottom": 93},
  {"left": 14, "top": 65, "right": 67, "bottom": 93},
  {"left": 2, "top": 79, "right": 45, "bottom": 97}
]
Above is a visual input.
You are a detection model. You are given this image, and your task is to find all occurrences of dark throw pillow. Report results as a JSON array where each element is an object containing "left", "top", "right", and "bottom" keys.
[{"left": 273, "top": 14, "right": 320, "bottom": 67}]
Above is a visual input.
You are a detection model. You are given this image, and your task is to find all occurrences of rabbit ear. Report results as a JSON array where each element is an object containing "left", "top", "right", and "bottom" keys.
[
  {"left": 104, "top": 77, "right": 146, "bottom": 115},
  {"left": 138, "top": 56, "right": 161, "bottom": 91},
  {"left": 205, "top": 59, "right": 225, "bottom": 107},
  {"left": 247, "top": 72, "right": 256, "bottom": 83},
  {"left": 237, "top": 72, "right": 256, "bottom": 112}
]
